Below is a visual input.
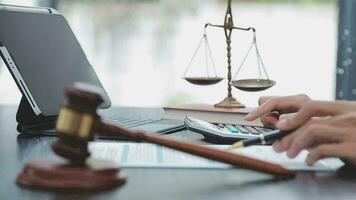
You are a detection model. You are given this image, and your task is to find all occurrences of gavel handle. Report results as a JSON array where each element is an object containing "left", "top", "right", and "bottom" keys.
[{"left": 100, "top": 123, "right": 295, "bottom": 178}]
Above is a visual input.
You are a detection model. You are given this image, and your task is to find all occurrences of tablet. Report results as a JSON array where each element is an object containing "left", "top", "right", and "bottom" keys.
[{"left": 0, "top": 5, "right": 111, "bottom": 118}]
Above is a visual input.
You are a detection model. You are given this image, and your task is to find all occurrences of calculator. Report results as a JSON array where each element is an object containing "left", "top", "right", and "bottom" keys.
[{"left": 184, "top": 116, "right": 274, "bottom": 144}]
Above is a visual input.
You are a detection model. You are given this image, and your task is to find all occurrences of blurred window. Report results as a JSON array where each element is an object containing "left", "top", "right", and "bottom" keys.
[{"left": 0, "top": 0, "right": 337, "bottom": 106}]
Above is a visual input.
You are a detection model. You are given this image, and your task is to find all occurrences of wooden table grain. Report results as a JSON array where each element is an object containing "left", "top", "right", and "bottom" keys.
[{"left": 1, "top": 105, "right": 356, "bottom": 200}]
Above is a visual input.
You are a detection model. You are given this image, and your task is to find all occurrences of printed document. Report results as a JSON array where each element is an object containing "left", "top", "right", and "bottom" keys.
[{"left": 89, "top": 142, "right": 344, "bottom": 171}]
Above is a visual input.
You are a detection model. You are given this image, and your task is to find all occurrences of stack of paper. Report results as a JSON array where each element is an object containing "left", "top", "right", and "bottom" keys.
[{"left": 89, "top": 142, "right": 344, "bottom": 171}]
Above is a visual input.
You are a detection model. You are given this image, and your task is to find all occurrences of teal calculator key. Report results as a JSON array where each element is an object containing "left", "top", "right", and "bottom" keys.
[{"left": 225, "top": 124, "right": 239, "bottom": 133}]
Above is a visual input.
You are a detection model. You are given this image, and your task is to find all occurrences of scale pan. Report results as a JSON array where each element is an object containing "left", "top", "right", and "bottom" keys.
[
  {"left": 183, "top": 77, "right": 224, "bottom": 86},
  {"left": 231, "top": 79, "right": 276, "bottom": 92}
]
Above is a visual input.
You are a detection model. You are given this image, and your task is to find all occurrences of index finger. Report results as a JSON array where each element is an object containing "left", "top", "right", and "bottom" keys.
[{"left": 245, "top": 95, "right": 309, "bottom": 121}]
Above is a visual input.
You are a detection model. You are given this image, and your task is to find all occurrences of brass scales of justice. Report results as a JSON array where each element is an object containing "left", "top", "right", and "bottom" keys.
[{"left": 182, "top": 0, "right": 276, "bottom": 108}]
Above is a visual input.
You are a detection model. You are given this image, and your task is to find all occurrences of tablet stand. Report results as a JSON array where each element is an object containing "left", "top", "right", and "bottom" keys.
[{"left": 16, "top": 96, "right": 57, "bottom": 134}]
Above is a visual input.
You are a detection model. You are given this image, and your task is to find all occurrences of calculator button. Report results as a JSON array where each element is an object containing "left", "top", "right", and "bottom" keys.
[
  {"left": 217, "top": 124, "right": 228, "bottom": 131},
  {"left": 213, "top": 124, "right": 223, "bottom": 130},
  {"left": 215, "top": 124, "right": 231, "bottom": 133},
  {"left": 225, "top": 125, "right": 239, "bottom": 133},
  {"left": 234, "top": 125, "right": 249, "bottom": 133},
  {"left": 217, "top": 124, "right": 225, "bottom": 128},
  {"left": 255, "top": 127, "right": 266, "bottom": 133},
  {"left": 245, "top": 126, "right": 259, "bottom": 135}
]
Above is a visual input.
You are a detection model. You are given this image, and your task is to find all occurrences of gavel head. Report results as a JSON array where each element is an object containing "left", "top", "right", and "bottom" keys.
[{"left": 52, "top": 83, "right": 106, "bottom": 165}]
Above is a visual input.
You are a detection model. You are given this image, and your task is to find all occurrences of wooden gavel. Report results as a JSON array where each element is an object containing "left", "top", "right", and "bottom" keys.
[{"left": 52, "top": 83, "right": 295, "bottom": 178}]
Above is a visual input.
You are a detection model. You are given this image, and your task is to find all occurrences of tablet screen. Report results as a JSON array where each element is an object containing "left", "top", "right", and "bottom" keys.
[{"left": 0, "top": 8, "right": 111, "bottom": 116}]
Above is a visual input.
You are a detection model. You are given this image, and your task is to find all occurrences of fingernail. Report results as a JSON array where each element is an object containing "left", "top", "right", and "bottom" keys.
[
  {"left": 273, "top": 142, "right": 283, "bottom": 152},
  {"left": 244, "top": 113, "right": 254, "bottom": 121},
  {"left": 287, "top": 149, "right": 297, "bottom": 158},
  {"left": 305, "top": 156, "right": 314, "bottom": 166}
]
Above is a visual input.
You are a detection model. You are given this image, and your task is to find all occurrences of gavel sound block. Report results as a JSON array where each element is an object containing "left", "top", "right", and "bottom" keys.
[
  {"left": 16, "top": 84, "right": 126, "bottom": 191},
  {"left": 17, "top": 83, "right": 295, "bottom": 191}
]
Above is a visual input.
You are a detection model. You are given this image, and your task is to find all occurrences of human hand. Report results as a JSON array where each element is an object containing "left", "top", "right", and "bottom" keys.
[
  {"left": 244, "top": 94, "right": 311, "bottom": 128},
  {"left": 273, "top": 112, "right": 356, "bottom": 166},
  {"left": 275, "top": 100, "right": 356, "bottom": 131}
]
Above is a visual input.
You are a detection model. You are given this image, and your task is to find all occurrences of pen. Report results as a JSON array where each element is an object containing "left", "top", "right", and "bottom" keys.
[{"left": 227, "top": 130, "right": 290, "bottom": 150}]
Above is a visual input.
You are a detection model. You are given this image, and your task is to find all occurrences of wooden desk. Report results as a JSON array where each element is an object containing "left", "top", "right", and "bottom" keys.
[{"left": 1, "top": 105, "right": 356, "bottom": 200}]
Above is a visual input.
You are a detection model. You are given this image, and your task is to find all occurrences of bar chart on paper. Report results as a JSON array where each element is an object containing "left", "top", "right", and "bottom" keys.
[{"left": 90, "top": 142, "right": 223, "bottom": 168}]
